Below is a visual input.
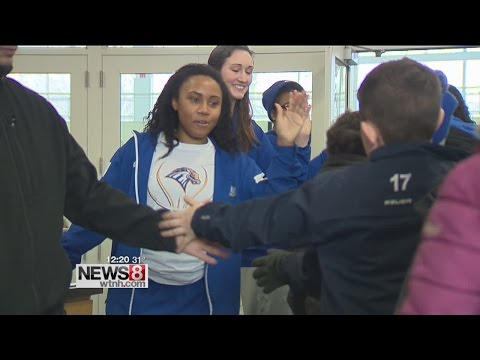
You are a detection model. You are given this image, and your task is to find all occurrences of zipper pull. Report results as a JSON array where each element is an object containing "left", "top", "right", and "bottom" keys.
[{"left": 9, "top": 115, "right": 16, "bottom": 127}]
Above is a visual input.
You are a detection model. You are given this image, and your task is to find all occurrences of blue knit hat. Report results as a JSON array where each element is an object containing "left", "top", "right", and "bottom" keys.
[
  {"left": 431, "top": 70, "right": 458, "bottom": 145},
  {"left": 262, "top": 80, "right": 304, "bottom": 121}
]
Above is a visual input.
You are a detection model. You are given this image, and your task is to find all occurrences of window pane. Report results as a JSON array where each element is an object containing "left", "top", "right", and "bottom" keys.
[
  {"left": 354, "top": 48, "right": 480, "bottom": 122},
  {"left": 465, "top": 90, "right": 480, "bottom": 124},
  {"left": 7, "top": 73, "right": 71, "bottom": 125},
  {"left": 466, "top": 60, "right": 480, "bottom": 87},
  {"left": 425, "top": 61, "right": 463, "bottom": 87},
  {"left": 120, "top": 73, "right": 173, "bottom": 145}
]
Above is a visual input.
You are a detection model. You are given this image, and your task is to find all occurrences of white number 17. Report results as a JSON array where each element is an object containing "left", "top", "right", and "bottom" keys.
[{"left": 390, "top": 173, "right": 412, "bottom": 192}]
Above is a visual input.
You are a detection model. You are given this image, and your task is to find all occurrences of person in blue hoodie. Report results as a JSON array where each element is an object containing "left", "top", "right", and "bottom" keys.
[
  {"left": 207, "top": 45, "right": 308, "bottom": 236},
  {"left": 208, "top": 46, "right": 309, "bottom": 176},
  {"left": 62, "top": 63, "right": 307, "bottom": 315},
  {"left": 445, "top": 84, "right": 479, "bottom": 153},
  {"left": 262, "top": 80, "right": 312, "bottom": 181},
  {"left": 262, "top": 80, "right": 332, "bottom": 182},
  {"left": 208, "top": 46, "right": 310, "bottom": 314},
  {"left": 431, "top": 72, "right": 478, "bottom": 148}
]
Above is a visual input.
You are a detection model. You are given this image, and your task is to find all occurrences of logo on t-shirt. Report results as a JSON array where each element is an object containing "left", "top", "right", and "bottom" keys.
[{"left": 166, "top": 167, "right": 201, "bottom": 191}]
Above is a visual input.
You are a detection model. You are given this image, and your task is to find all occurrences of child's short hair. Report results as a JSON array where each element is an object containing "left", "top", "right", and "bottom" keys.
[
  {"left": 357, "top": 58, "right": 442, "bottom": 145},
  {"left": 327, "top": 111, "right": 365, "bottom": 156}
]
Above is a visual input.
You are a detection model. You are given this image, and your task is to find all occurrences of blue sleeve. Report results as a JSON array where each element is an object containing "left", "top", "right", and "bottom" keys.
[
  {"left": 239, "top": 146, "right": 304, "bottom": 197},
  {"left": 264, "top": 146, "right": 304, "bottom": 193},
  {"left": 237, "top": 123, "right": 305, "bottom": 266},
  {"left": 250, "top": 122, "right": 304, "bottom": 192},
  {"left": 296, "top": 142, "right": 311, "bottom": 183},
  {"left": 262, "top": 125, "right": 311, "bottom": 184},
  {"left": 307, "top": 150, "right": 328, "bottom": 180},
  {"left": 62, "top": 139, "right": 134, "bottom": 268},
  {"left": 265, "top": 130, "right": 277, "bottom": 146},
  {"left": 62, "top": 224, "right": 107, "bottom": 268},
  {"left": 237, "top": 154, "right": 297, "bottom": 266},
  {"left": 248, "top": 122, "right": 277, "bottom": 172},
  {"left": 238, "top": 154, "right": 293, "bottom": 199}
]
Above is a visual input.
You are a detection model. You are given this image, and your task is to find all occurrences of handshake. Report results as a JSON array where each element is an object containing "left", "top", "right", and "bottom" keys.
[{"left": 158, "top": 195, "right": 229, "bottom": 265}]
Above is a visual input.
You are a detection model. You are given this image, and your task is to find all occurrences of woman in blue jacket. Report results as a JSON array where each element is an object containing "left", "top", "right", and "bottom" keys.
[
  {"left": 208, "top": 47, "right": 309, "bottom": 266},
  {"left": 208, "top": 46, "right": 310, "bottom": 315},
  {"left": 63, "top": 63, "right": 306, "bottom": 315},
  {"left": 208, "top": 46, "right": 310, "bottom": 177}
]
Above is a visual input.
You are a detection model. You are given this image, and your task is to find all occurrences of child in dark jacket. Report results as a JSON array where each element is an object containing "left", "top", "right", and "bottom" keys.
[{"left": 251, "top": 110, "right": 366, "bottom": 315}]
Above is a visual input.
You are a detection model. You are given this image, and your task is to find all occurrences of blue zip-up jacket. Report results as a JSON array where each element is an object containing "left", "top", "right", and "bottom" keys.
[
  {"left": 238, "top": 119, "right": 305, "bottom": 265},
  {"left": 248, "top": 121, "right": 276, "bottom": 173},
  {"left": 265, "top": 129, "right": 277, "bottom": 148},
  {"left": 63, "top": 131, "right": 302, "bottom": 315}
]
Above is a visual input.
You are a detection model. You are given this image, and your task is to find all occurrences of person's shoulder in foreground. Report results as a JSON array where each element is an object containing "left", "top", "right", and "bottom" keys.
[{"left": 398, "top": 150, "right": 480, "bottom": 315}]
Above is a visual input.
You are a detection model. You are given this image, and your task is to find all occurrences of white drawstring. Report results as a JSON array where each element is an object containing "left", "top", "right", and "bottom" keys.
[
  {"left": 128, "top": 131, "right": 140, "bottom": 315},
  {"left": 204, "top": 264, "right": 213, "bottom": 315}
]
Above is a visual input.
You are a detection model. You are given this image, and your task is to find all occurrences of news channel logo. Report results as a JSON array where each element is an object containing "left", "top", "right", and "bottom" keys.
[{"left": 75, "top": 264, "right": 148, "bottom": 288}]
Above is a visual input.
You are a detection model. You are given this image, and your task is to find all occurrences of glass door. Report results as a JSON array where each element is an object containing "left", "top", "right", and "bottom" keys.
[
  {"left": 102, "top": 55, "right": 200, "bottom": 165},
  {"left": 11, "top": 54, "right": 88, "bottom": 150}
]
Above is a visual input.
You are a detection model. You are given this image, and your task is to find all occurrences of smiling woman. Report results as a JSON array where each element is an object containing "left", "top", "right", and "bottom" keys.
[{"left": 208, "top": 45, "right": 312, "bottom": 316}]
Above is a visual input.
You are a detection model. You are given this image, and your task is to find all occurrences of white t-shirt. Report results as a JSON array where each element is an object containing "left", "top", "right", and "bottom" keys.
[{"left": 143, "top": 135, "right": 215, "bottom": 285}]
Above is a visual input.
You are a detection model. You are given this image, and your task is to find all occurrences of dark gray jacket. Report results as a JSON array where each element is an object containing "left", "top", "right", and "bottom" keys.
[{"left": 192, "top": 143, "right": 469, "bottom": 314}]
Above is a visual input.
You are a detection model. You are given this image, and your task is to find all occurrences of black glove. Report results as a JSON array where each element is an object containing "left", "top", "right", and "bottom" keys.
[{"left": 252, "top": 249, "right": 291, "bottom": 294}]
